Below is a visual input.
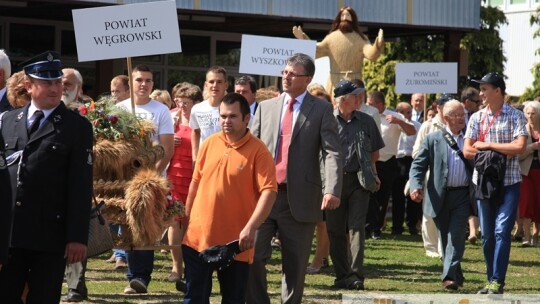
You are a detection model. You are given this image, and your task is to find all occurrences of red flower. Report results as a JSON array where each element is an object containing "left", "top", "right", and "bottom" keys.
[{"left": 78, "top": 105, "right": 88, "bottom": 115}]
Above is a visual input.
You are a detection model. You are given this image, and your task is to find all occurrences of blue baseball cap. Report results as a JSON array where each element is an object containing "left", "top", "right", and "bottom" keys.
[{"left": 334, "top": 80, "right": 365, "bottom": 98}]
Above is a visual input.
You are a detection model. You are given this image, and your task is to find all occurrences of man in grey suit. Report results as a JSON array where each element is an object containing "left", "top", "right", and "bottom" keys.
[
  {"left": 247, "top": 53, "right": 342, "bottom": 304},
  {"left": 409, "top": 100, "right": 472, "bottom": 290}
]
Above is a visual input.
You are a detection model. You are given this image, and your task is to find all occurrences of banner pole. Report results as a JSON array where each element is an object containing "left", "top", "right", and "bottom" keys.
[{"left": 127, "top": 57, "right": 135, "bottom": 115}]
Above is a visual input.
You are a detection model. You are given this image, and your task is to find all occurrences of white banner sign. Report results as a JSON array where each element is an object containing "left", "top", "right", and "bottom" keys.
[
  {"left": 72, "top": 0, "right": 181, "bottom": 62},
  {"left": 395, "top": 62, "right": 457, "bottom": 94},
  {"left": 239, "top": 34, "right": 317, "bottom": 77}
]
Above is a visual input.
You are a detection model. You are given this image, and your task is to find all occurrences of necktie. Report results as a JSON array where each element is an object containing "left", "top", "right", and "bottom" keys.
[
  {"left": 28, "top": 110, "right": 44, "bottom": 136},
  {"left": 275, "top": 99, "right": 296, "bottom": 183}
]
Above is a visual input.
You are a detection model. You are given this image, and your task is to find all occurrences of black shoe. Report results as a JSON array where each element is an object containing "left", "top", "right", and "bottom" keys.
[
  {"left": 175, "top": 280, "right": 187, "bottom": 293},
  {"left": 322, "top": 257, "right": 330, "bottom": 268},
  {"left": 332, "top": 278, "right": 364, "bottom": 290},
  {"left": 62, "top": 289, "right": 85, "bottom": 302},
  {"left": 371, "top": 230, "right": 381, "bottom": 240},
  {"left": 408, "top": 228, "right": 419, "bottom": 236}
]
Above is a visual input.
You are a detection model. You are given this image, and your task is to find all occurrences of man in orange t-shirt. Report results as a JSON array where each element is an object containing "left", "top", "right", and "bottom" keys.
[{"left": 182, "top": 92, "right": 277, "bottom": 303}]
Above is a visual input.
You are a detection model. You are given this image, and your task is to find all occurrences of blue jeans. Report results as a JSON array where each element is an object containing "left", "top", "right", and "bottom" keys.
[
  {"left": 477, "top": 182, "right": 520, "bottom": 284},
  {"left": 183, "top": 245, "right": 249, "bottom": 304},
  {"left": 126, "top": 250, "right": 154, "bottom": 286},
  {"left": 110, "top": 224, "right": 126, "bottom": 260}
]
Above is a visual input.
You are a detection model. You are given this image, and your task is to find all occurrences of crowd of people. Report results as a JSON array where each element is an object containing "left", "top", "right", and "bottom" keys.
[{"left": 0, "top": 26, "right": 539, "bottom": 304}]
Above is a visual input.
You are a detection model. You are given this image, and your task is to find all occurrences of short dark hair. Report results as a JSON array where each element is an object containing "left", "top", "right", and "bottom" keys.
[
  {"left": 367, "top": 90, "right": 385, "bottom": 104},
  {"left": 235, "top": 75, "right": 257, "bottom": 93},
  {"left": 221, "top": 92, "right": 250, "bottom": 117},
  {"left": 286, "top": 53, "right": 315, "bottom": 77},
  {"left": 461, "top": 86, "right": 479, "bottom": 102},
  {"left": 207, "top": 66, "right": 228, "bottom": 81},
  {"left": 132, "top": 64, "right": 152, "bottom": 74}
]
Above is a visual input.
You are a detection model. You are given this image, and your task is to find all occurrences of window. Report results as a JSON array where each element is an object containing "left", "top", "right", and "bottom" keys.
[
  {"left": 9, "top": 23, "right": 54, "bottom": 57},
  {"left": 167, "top": 70, "right": 206, "bottom": 92},
  {"left": 216, "top": 40, "right": 241, "bottom": 67},
  {"left": 168, "top": 35, "right": 210, "bottom": 67},
  {"left": 61, "top": 30, "right": 77, "bottom": 56},
  {"left": 509, "top": 0, "right": 526, "bottom": 4},
  {"left": 487, "top": 0, "right": 504, "bottom": 6}
]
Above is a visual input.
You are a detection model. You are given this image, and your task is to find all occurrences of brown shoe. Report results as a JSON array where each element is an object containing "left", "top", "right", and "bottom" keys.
[
  {"left": 115, "top": 258, "right": 128, "bottom": 269},
  {"left": 443, "top": 280, "right": 459, "bottom": 290}
]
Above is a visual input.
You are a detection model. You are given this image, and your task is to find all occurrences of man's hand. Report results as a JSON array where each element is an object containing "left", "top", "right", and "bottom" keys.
[
  {"left": 374, "top": 175, "right": 381, "bottom": 192},
  {"left": 321, "top": 193, "right": 340, "bottom": 210},
  {"left": 238, "top": 224, "right": 257, "bottom": 252},
  {"left": 386, "top": 115, "right": 401, "bottom": 124},
  {"left": 472, "top": 141, "right": 491, "bottom": 151},
  {"left": 64, "top": 242, "right": 87, "bottom": 264},
  {"left": 292, "top": 26, "right": 307, "bottom": 40},
  {"left": 410, "top": 189, "right": 424, "bottom": 203}
]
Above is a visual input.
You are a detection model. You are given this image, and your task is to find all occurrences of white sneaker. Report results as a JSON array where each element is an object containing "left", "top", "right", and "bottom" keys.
[
  {"left": 124, "top": 286, "right": 137, "bottom": 294},
  {"left": 425, "top": 251, "right": 441, "bottom": 258}
]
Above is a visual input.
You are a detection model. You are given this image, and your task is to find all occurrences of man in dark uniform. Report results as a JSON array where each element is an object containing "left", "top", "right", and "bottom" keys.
[
  {"left": 0, "top": 135, "right": 11, "bottom": 272},
  {"left": 0, "top": 51, "right": 93, "bottom": 303}
]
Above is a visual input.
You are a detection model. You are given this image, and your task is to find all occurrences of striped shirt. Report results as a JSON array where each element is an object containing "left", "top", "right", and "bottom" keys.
[
  {"left": 445, "top": 128, "right": 469, "bottom": 187},
  {"left": 464, "top": 102, "right": 528, "bottom": 186}
]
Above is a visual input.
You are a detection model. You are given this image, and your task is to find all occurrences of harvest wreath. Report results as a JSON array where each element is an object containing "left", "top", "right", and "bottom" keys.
[{"left": 79, "top": 98, "right": 184, "bottom": 247}]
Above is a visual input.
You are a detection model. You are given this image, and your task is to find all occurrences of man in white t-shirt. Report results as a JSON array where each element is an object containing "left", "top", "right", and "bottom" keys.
[
  {"left": 116, "top": 65, "right": 174, "bottom": 294},
  {"left": 190, "top": 66, "right": 228, "bottom": 161},
  {"left": 366, "top": 91, "right": 416, "bottom": 240}
]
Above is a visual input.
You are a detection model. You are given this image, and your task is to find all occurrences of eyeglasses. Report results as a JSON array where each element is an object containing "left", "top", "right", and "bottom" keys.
[
  {"left": 281, "top": 70, "right": 309, "bottom": 78},
  {"left": 448, "top": 113, "right": 466, "bottom": 119}
]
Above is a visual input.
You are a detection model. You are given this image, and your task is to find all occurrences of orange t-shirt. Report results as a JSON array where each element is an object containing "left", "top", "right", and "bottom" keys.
[{"left": 183, "top": 131, "right": 277, "bottom": 263}]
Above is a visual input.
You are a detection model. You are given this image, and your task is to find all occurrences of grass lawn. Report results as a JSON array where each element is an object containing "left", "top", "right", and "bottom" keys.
[{"left": 70, "top": 228, "right": 540, "bottom": 303}]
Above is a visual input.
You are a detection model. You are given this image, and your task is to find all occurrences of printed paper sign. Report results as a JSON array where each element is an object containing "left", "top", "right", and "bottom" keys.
[
  {"left": 239, "top": 34, "right": 317, "bottom": 77},
  {"left": 395, "top": 62, "right": 458, "bottom": 94},
  {"left": 72, "top": 0, "right": 181, "bottom": 62}
]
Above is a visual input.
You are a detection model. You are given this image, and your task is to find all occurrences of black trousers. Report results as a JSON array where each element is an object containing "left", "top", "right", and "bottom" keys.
[
  {"left": 0, "top": 247, "right": 66, "bottom": 304},
  {"left": 367, "top": 157, "right": 398, "bottom": 233},
  {"left": 391, "top": 156, "right": 422, "bottom": 233}
]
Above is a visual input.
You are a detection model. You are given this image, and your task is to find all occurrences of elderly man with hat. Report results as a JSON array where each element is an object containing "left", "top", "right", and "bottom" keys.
[
  {"left": 464, "top": 72, "right": 528, "bottom": 294},
  {"left": 326, "top": 80, "right": 384, "bottom": 290},
  {"left": 412, "top": 93, "right": 456, "bottom": 259},
  {"left": 0, "top": 51, "right": 93, "bottom": 303}
]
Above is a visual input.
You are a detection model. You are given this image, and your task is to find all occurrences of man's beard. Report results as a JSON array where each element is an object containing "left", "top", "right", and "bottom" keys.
[
  {"left": 339, "top": 21, "right": 353, "bottom": 33},
  {"left": 62, "top": 87, "right": 78, "bottom": 104}
]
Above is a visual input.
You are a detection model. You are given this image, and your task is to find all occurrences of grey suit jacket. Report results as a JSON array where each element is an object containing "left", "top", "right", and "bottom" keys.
[
  {"left": 409, "top": 131, "right": 472, "bottom": 218},
  {"left": 251, "top": 92, "right": 342, "bottom": 223}
]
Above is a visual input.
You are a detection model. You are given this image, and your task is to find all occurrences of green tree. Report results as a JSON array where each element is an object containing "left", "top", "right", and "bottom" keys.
[
  {"left": 520, "top": 6, "right": 540, "bottom": 101},
  {"left": 363, "top": 4, "right": 507, "bottom": 109}
]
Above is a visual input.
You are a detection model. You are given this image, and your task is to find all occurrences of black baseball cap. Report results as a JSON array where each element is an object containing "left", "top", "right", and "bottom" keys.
[
  {"left": 333, "top": 80, "right": 365, "bottom": 98},
  {"left": 435, "top": 94, "right": 454, "bottom": 105},
  {"left": 472, "top": 72, "right": 505, "bottom": 92},
  {"left": 20, "top": 51, "right": 63, "bottom": 80}
]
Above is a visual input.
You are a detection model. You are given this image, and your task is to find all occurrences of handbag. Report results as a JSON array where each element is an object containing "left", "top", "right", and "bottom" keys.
[{"left": 87, "top": 196, "right": 114, "bottom": 258}]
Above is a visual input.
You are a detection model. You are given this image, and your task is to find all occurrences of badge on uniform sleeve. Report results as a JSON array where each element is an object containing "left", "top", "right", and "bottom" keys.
[{"left": 86, "top": 149, "right": 93, "bottom": 165}]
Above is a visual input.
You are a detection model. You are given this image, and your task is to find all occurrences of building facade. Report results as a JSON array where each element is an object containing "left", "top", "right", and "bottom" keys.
[
  {"left": 487, "top": 0, "right": 540, "bottom": 96},
  {"left": 0, "top": 0, "right": 479, "bottom": 99}
]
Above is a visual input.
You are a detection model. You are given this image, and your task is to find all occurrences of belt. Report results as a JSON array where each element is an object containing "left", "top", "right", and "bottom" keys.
[
  {"left": 445, "top": 186, "right": 469, "bottom": 191},
  {"left": 277, "top": 183, "right": 287, "bottom": 191}
]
